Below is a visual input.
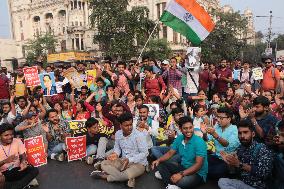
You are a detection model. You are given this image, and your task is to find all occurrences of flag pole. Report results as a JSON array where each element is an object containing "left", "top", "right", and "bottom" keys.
[{"left": 138, "top": 20, "right": 159, "bottom": 91}]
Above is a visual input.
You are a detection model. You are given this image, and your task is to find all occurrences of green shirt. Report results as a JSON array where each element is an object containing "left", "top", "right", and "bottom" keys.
[{"left": 171, "top": 134, "right": 208, "bottom": 181}]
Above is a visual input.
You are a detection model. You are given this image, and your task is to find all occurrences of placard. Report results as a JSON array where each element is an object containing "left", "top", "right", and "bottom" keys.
[
  {"left": 68, "top": 120, "right": 87, "bottom": 136},
  {"left": 186, "top": 47, "right": 201, "bottom": 69},
  {"left": 23, "top": 66, "right": 41, "bottom": 87},
  {"left": 24, "top": 136, "right": 47, "bottom": 167},
  {"left": 39, "top": 72, "right": 57, "bottom": 96},
  {"left": 144, "top": 104, "right": 159, "bottom": 121},
  {"left": 66, "top": 136, "right": 86, "bottom": 162},
  {"left": 86, "top": 70, "right": 96, "bottom": 88},
  {"left": 63, "top": 67, "right": 84, "bottom": 89},
  {"left": 252, "top": 67, "right": 263, "bottom": 80}
]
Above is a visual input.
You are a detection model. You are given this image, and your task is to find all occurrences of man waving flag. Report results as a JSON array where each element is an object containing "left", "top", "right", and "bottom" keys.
[{"left": 160, "top": 0, "right": 215, "bottom": 45}]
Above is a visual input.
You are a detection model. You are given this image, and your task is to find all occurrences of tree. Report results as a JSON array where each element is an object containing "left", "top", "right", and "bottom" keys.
[
  {"left": 25, "top": 33, "right": 57, "bottom": 65},
  {"left": 201, "top": 11, "right": 248, "bottom": 63},
  {"left": 89, "top": 0, "right": 157, "bottom": 60},
  {"left": 242, "top": 43, "right": 266, "bottom": 65},
  {"left": 143, "top": 39, "right": 172, "bottom": 60},
  {"left": 272, "top": 34, "right": 284, "bottom": 50}
]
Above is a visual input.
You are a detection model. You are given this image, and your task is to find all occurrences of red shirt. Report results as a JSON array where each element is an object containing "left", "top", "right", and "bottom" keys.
[
  {"left": 199, "top": 70, "right": 210, "bottom": 91},
  {"left": 214, "top": 68, "right": 232, "bottom": 93},
  {"left": 0, "top": 74, "right": 9, "bottom": 100},
  {"left": 144, "top": 76, "right": 166, "bottom": 98}
]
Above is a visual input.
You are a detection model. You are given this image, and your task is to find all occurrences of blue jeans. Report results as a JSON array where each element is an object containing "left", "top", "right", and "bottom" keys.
[
  {"left": 86, "top": 144, "right": 97, "bottom": 156},
  {"left": 151, "top": 146, "right": 181, "bottom": 162},
  {"left": 48, "top": 143, "right": 66, "bottom": 157},
  {"left": 157, "top": 160, "right": 203, "bottom": 188}
]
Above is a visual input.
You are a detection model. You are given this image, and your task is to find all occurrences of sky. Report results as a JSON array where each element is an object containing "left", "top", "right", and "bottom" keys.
[{"left": 0, "top": 0, "right": 284, "bottom": 38}]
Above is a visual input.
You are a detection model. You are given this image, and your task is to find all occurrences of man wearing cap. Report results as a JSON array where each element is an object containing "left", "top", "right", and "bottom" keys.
[{"left": 14, "top": 112, "right": 48, "bottom": 150}]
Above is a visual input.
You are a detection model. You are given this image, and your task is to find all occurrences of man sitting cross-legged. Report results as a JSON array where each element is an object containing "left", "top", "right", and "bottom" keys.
[
  {"left": 90, "top": 112, "right": 148, "bottom": 188},
  {"left": 152, "top": 116, "right": 208, "bottom": 189}
]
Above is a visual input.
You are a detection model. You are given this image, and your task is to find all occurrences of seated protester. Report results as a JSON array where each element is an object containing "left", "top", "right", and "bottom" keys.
[
  {"left": 188, "top": 105, "right": 209, "bottom": 138},
  {"left": 188, "top": 89, "right": 209, "bottom": 110},
  {"left": 133, "top": 105, "right": 159, "bottom": 148},
  {"left": 219, "top": 119, "right": 274, "bottom": 189},
  {"left": 77, "top": 86, "right": 89, "bottom": 101},
  {"left": 89, "top": 76, "right": 111, "bottom": 102},
  {"left": 240, "top": 96, "right": 279, "bottom": 144},
  {"left": 0, "top": 123, "right": 39, "bottom": 188},
  {"left": 104, "top": 85, "right": 115, "bottom": 103},
  {"left": 133, "top": 95, "right": 144, "bottom": 120},
  {"left": 152, "top": 116, "right": 208, "bottom": 189},
  {"left": 15, "top": 96, "right": 27, "bottom": 122},
  {"left": 46, "top": 109, "right": 71, "bottom": 161},
  {"left": 208, "top": 103, "right": 219, "bottom": 127},
  {"left": 71, "top": 87, "right": 90, "bottom": 120},
  {"left": 126, "top": 91, "right": 136, "bottom": 115},
  {"left": 0, "top": 95, "right": 16, "bottom": 125},
  {"left": 85, "top": 118, "right": 101, "bottom": 165},
  {"left": 22, "top": 97, "right": 46, "bottom": 121},
  {"left": 91, "top": 112, "right": 148, "bottom": 188},
  {"left": 162, "top": 85, "right": 182, "bottom": 113},
  {"left": 61, "top": 99, "right": 73, "bottom": 121},
  {"left": 202, "top": 107, "right": 240, "bottom": 179},
  {"left": 14, "top": 112, "right": 48, "bottom": 151}
]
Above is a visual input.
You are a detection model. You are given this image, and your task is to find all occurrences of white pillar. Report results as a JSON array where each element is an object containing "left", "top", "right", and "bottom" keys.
[{"left": 79, "top": 34, "right": 82, "bottom": 50}]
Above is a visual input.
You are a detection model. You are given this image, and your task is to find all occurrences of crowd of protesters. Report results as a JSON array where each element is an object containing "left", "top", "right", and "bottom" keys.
[{"left": 0, "top": 54, "right": 283, "bottom": 189}]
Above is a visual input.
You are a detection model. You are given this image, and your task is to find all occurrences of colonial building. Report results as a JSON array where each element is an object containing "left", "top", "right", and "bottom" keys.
[{"left": 7, "top": 0, "right": 221, "bottom": 58}]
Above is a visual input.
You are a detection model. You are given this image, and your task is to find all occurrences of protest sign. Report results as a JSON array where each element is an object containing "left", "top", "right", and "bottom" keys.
[
  {"left": 24, "top": 136, "right": 47, "bottom": 167},
  {"left": 66, "top": 136, "right": 86, "bottom": 162},
  {"left": 68, "top": 120, "right": 87, "bottom": 136},
  {"left": 86, "top": 70, "right": 96, "bottom": 88},
  {"left": 144, "top": 104, "right": 159, "bottom": 121},
  {"left": 39, "top": 72, "right": 57, "bottom": 96},
  {"left": 63, "top": 67, "right": 84, "bottom": 89},
  {"left": 23, "top": 66, "right": 41, "bottom": 87},
  {"left": 252, "top": 67, "right": 263, "bottom": 80},
  {"left": 186, "top": 47, "right": 201, "bottom": 69}
]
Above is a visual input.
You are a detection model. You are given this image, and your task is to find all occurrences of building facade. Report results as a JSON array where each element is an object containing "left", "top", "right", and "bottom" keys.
[{"left": 8, "top": 0, "right": 221, "bottom": 58}]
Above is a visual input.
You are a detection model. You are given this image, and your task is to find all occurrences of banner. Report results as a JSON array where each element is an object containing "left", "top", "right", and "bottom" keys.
[
  {"left": 252, "top": 67, "right": 263, "bottom": 80},
  {"left": 23, "top": 66, "right": 41, "bottom": 87},
  {"left": 86, "top": 70, "right": 96, "bottom": 88},
  {"left": 24, "top": 136, "right": 47, "bottom": 167},
  {"left": 68, "top": 120, "right": 87, "bottom": 136},
  {"left": 66, "top": 136, "right": 86, "bottom": 162},
  {"left": 39, "top": 72, "right": 57, "bottom": 96}
]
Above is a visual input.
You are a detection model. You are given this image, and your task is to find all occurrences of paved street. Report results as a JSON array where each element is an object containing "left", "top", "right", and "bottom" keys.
[{"left": 34, "top": 160, "right": 219, "bottom": 189}]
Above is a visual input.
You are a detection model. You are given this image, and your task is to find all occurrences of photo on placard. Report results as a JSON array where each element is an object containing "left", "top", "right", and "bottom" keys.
[
  {"left": 39, "top": 72, "right": 57, "bottom": 96},
  {"left": 144, "top": 104, "right": 159, "bottom": 121}
]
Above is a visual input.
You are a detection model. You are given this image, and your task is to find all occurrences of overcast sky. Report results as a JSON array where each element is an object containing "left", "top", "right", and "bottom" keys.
[{"left": 0, "top": 0, "right": 284, "bottom": 38}]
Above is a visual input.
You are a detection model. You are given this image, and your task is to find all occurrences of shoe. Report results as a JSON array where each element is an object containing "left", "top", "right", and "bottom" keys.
[
  {"left": 90, "top": 170, "right": 107, "bottom": 179},
  {"left": 127, "top": 178, "right": 135, "bottom": 188},
  {"left": 86, "top": 156, "right": 94, "bottom": 165},
  {"left": 54, "top": 153, "right": 64, "bottom": 162},
  {"left": 28, "top": 178, "right": 39, "bottom": 186},
  {"left": 166, "top": 184, "right": 181, "bottom": 189},
  {"left": 154, "top": 171, "right": 162, "bottom": 180},
  {"left": 93, "top": 159, "right": 103, "bottom": 170}
]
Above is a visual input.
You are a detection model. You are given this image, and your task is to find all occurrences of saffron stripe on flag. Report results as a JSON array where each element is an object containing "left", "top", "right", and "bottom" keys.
[{"left": 175, "top": 0, "right": 215, "bottom": 32}]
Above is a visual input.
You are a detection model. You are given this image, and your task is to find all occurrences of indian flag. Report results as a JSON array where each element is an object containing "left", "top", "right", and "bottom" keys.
[{"left": 160, "top": 0, "right": 215, "bottom": 45}]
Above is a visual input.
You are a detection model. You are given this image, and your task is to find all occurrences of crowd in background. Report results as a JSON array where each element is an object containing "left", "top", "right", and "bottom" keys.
[{"left": 0, "top": 54, "right": 283, "bottom": 189}]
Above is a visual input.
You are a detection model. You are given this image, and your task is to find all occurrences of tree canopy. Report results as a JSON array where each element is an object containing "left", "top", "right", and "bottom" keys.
[{"left": 89, "top": 0, "right": 157, "bottom": 60}]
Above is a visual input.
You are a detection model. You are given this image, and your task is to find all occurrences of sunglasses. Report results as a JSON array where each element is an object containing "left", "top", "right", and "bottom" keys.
[{"left": 265, "top": 61, "right": 272, "bottom": 64}]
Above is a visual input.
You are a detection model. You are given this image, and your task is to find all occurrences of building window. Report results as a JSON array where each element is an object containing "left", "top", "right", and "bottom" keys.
[
  {"left": 80, "top": 22, "right": 82, "bottom": 26},
  {"left": 162, "top": 2, "right": 166, "bottom": 11},
  {"left": 163, "top": 26, "right": 167, "bottom": 39},
  {"left": 71, "top": 1, "right": 73, "bottom": 10},
  {"left": 79, "top": 1, "right": 81, "bottom": 9},
  {"left": 21, "top": 33, "right": 24, "bottom": 40},
  {"left": 75, "top": 21, "right": 78, "bottom": 26},
  {"left": 63, "top": 27, "right": 65, "bottom": 34},
  {"left": 74, "top": 0, "right": 77, "bottom": 9},
  {"left": 72, "top": 38, "right": 75, "bottom": 50},
  {"left": 173, "top": 31, "right": 178, "bottom": 43},
  {"left": 157, "top": 4, "right": 160, "bottom": 18}
]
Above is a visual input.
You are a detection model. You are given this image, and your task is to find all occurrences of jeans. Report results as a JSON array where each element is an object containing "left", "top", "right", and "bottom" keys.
[
  {"left": 86, "top": 144, "right": 97, "bottom": 156},
  {"left": 48, "top": 143, "right": 66, "bottom": 157},
  {"left": 218, "top": 178, "right": 256, "bottom": 189},
  {"left": 96, "top": 137, "right": 114, "bottom": 159},
  {"left": 157, "top": 160, "right": 203, "bottom": 189},
  {"left": 151, "top": 146, "right": 181, "bottom": 163},
  {"left": 208, "top": 155, "right": 229, "bottom": 179}
]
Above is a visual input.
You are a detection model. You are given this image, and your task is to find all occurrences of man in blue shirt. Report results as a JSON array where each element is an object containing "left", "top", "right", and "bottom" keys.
[
  {"left": 152, "top": 116, "right": 207, "bottom": 189},
  {"left": 203, "top": 107, "right": 240, "bottom": 179}
]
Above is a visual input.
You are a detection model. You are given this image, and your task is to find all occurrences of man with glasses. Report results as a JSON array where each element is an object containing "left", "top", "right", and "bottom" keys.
[
  {"left": 262, "top": 57, "right": 280, "bottom": 92},
  {"left": 202, "top": 107, "right": 240, "bottom": 179}
]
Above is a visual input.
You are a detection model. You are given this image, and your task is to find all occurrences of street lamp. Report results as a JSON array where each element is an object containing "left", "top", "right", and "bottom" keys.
[{"left": 256, "top": 10, "right": 273, "bottom": 48}]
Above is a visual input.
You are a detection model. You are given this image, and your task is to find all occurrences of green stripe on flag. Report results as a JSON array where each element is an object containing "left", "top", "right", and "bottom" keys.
[{"left": 160, "top": 11, "right": 202, "bottom": 45}]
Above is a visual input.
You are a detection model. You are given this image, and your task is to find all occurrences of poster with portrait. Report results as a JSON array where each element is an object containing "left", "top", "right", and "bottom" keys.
[
  {"left": 39, "top": 72, "right": 57, "bottom": 96},
  {"left": 63, "top": 67, "right": 84, "bottom": 89},
  {"left": 144, "top": 104, "right": 159, "bottom": 122},
  {"left": 185, "top": 47, "right": 201, "bottom": 69},
  {"left": 86, "top": 70, "right": 96, "bottom": 88}
]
